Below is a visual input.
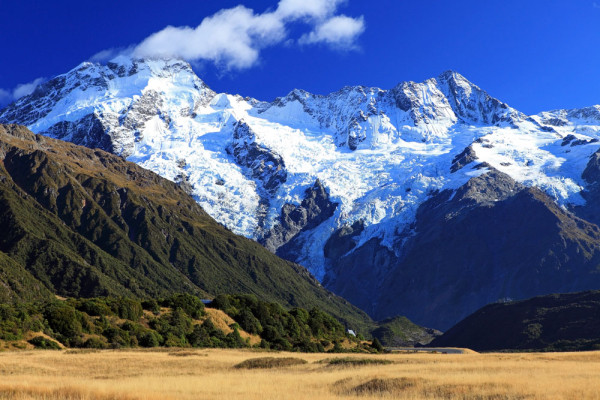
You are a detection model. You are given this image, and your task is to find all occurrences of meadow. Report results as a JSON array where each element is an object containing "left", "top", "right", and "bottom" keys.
[{"left": 0, "top": 349, "right": 599, "bottom": 399}]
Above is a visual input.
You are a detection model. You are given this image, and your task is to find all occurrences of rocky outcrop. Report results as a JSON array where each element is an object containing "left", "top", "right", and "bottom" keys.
[
  {"left": 437, "top": 71, "right": 523, "bottom": 126},
  {"left": 229, "top": 121, "right": 287, "bottom": 197},
  {"left": 324, "top": 220, "right": 365, "bottom": 261},
  {"left": 450, "top": 144, "right": 478, "bottom": 173},
  {"left": 261, "top": 179, "right": 337, "bottom": 253},
  {"left": 40, "top": 113, "right": 114, "bottom": 154}
]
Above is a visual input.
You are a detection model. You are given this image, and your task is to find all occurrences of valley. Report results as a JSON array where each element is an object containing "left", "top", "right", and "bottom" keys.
[{"left": 1, "top": 349, "right": 599, "bottom": 399}]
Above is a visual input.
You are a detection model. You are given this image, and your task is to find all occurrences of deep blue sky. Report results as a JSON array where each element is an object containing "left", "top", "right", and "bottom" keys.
[{"left": 1, "top": 0, "right": 599, "bottom": 114}]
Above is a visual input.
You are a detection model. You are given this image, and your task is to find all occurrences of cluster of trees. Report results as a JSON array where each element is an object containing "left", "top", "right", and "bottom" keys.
[
  {"left": 211, "top": 294, "right": 366, "bottom": 352},
  {"left": 0, "top": 294, "right": 382, "bottom": 353}
]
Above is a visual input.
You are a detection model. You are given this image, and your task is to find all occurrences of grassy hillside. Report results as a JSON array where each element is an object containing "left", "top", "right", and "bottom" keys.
[{"left": 0, "top": 124, "right": 372, "bottom": 334}]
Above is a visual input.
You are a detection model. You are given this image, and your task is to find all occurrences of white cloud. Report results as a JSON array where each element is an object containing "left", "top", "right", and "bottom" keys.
[
  {"left": 131, "top": 0, "right": 364, "bottom": 70},
  {"left": 13, "top": 77, "right": 45, "bottom": 99},
  {"left": 89, "top": 47, "right": 135, "bottom": 63},
  {"left": 275, "top": 0, "right": 345, "bottom": 19},
  {"left": 0, "top": 77, "right": 45, "bottom": 107},
  {"left": 299, "top": 15, "right": 365, "bottom": 48},
  {"left": 594, "top": 1, "right": 600, "bottom": 8}
]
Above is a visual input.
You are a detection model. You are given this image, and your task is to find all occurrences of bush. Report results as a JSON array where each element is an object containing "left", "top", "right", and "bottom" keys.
[
  {"left": 83, "top": 336, "right": 108, "bottom": 349},
  {"left": 141, "top": 299, "right": 160, "bottom": 314},
  {"left": 28, "top": 336, "right": 61, "bottom": 350},
  {"left": 44, "top": 302, "right": 83, "bottom": 341},
  {"left": 139, "top": 331, "right": 162, "bottom": 347},
  {"left": 111, "top": 298, "right": 143, "bottom": 321},
  {"left": 371, "top": 338, "right": 384, "bottom": 353},
  {"left": 75, "top": 298, "right": 113, "bottom": 317},
  {"left": 237, "top": 309, "right": 262, "bottom": 334},
  {"left": 234, "top": 357, "right": 308, "bottom": 369},
  {"left": 162, "top": 294, "right": 204, "bottom": 319}
]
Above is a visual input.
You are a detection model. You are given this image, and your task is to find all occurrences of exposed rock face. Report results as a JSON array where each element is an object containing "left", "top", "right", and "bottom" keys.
[
  {"left": 228, "top": 120, "right": 287, "bottom": 232},
  {"left": 40, "top": 113, "right": 114, "bottom": 154},
  {"left": 229, "top": 121, "right": 287, "bottom": 197},
  {"left": 450, "top": 144, "right": 478, "bottom": 173},
  {"left": 324, "top": 220, "right": 365, "bottom": 261},
  {"left": 431, "top": 290, "right": 600, "bottom": 352},
  {"left": 437, "top": 70, "right": 523, "bottom": 125},
  {"left": 262, "top": 179, "right": 338, "bottom": 254},
  {"left": 330, "top": 169, "right": 600, "bottom": 330}
]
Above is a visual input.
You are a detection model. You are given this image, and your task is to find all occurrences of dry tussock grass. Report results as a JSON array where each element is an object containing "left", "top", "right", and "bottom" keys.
[{"left": 0, "top": 349, "right": 599, "bottom": 399}]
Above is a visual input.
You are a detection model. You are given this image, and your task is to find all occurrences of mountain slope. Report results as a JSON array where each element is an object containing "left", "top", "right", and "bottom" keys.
[
  {"left": 431, "top": 290, "right": 600, "bottom": 351},
  {"left": 0, "top": 123, "right": 372, "bottom": 333},
  {"left": 3, "top": 57, "right": 600, "bottom": 329}
]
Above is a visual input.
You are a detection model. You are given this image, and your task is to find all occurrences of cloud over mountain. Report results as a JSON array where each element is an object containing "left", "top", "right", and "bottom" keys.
[{"left": 130, "top": 0, "right": 365, "bottom": 69}]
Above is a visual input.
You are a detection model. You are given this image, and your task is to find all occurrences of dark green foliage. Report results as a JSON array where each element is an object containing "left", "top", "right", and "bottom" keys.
[
  {"left": 43, "top": 302, "right": 83, "bottom": 342},
  {"left": 83, "top": 336, "right": 108, "bottom": 349},
  {"left": 139, "top": 331, "right": 161, "bottom": 347},
  {"left": 161, "top": 294, "right": 204, "bottom": 319},
  {"left": 28, "top": 336, "right": 61, "bottom": 350},
  {"left": 73, "top": 298, "right": 113, "bottom": 317},
  {"left": 0, "top": 303, "right": 44, "bottom": 340},
  {"left": 0, "top": 295, "right": 372, "bottom": 352},
  {"left": 111, "top": 298, "right": 143, "bottom": 321},
  {"left": 370, "top": 338, "right": 384, "bottom": 353},
  {"left": 209, "top": 294, "right": 364, "bottom": 352},
  {"left": 141, "top": 299, "right": 160, "bottom": 313}
]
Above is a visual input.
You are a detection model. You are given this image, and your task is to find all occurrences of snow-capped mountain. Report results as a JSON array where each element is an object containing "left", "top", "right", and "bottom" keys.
[{"left": 3, "top": 57, "right": 600, "bottom": 329}]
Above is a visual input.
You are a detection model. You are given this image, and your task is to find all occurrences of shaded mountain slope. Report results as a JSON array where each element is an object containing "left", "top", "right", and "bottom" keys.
[
  {"left": 329, "top": 168, "right": 600, "bottom": 330},
  {"left": 431, "top": 290, "right": 600, "bottom": 351},
  {"left": 0, "top": 124, "right": 372, "bottom": 332}
]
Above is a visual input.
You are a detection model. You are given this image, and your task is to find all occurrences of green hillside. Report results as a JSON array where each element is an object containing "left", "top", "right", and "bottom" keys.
[{"left": 0, "top": 124, "right": 372, "bottom": 334}]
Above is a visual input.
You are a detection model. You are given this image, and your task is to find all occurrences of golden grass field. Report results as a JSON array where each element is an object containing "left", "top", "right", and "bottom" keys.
[{"left": 0, "top": 348, "right": 599, "bottom": 400}]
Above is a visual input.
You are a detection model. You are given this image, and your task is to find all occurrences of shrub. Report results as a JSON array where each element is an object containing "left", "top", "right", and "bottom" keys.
[
  {"left": 139, "top": 331, "right": 162, "bottom": 347},
  {"left": 111, "top": 298, "right": 143, "bottom": 321},
  {"left": 83, "top": 336, "right": 108, "bottom": 349},
  {"left": 75, "top": 298, "right": 112, "bottom": 317},
  {"left": 141, "top": 299, "right": 160, "bottom": 314},
  {"left": 28, "top": 336, "right": 61, "bottom": 350},
  {"left": 325, "top": 357, "right": 393, "bottom": 366},
  {"left": 44, "top": 302, "right": 83, "bottom": 341},
  {"left": 234, "top": 357, "right": 308, "bottom": 369},
  {"left": 162, "top": 294, "right": 204, "bottom": 319},
  {"left": 371, "top": 338, "right": 384, "bottom": 353}
]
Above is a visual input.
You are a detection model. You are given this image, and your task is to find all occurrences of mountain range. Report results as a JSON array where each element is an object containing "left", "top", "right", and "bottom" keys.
[{"left": 2, "top": 57, "right": 600, "bottom": 329}]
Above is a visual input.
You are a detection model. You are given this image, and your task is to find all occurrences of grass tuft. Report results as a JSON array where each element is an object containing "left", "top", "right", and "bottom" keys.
[
  {"left": 234, "top": 357, "right": 307, "bottom": 369},
  {"left": 322, "top": 357, "right": 394, "bottom": 367}
]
